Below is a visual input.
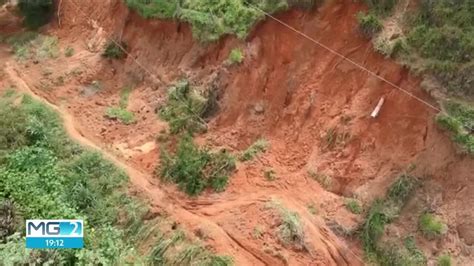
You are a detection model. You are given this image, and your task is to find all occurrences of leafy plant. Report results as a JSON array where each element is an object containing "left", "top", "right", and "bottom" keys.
[
  {"left": 419, "top": 213, "right": 446, "bottom": 238},
  {"left": 159, "top": 135, "right": 236, "bottom": 196},
  {"left": 437, "top": 100, "right": 474, "bottom": 154},
  {"left": 345, "top": 198, "right": 362, "bottom": 214},
  {"left": 240, "top": 138, "right": 269, "bottom": 161},
  {"left": 438, "top": 253, "right": 452, "bottom": 266},
  {"left": 102, "top": 41, "right": 127, "bottom": 59},
  {"left": 357, "top": 12, "right": 383, "bottom": 37},
  {"left": 228, "top": 48, "right": 244, "bottom": 65},
  {"left": 159, "top": 80, "right": 209, "bottom": 134}
]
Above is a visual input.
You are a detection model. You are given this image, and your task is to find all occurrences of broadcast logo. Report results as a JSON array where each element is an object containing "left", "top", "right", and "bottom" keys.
[{"left": 26, "top": 220, "right": 83, "bottom": 249}]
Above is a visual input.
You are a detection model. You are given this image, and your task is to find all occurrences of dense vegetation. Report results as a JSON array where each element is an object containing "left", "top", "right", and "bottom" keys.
[
  {"left": 125, "top": 0, "right": 317, "bottom": 41},
  {"left": 0, "top": 92, "right": 231, "bottom": 264},
  {"left": 159, "top": 135, "right": 236, "bottom": 196},
  {"left": 18, "top": 0, "right": 54, "bottom": 29},
  {"left": 406, "top": 0, "right": 474, "bottom": 96},
  {"left": 437, "top": 100, "right": 474, "bottom": 154}
]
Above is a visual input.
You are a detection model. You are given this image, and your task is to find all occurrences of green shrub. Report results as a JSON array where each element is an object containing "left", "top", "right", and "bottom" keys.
[
  {"left": 387, "top": 174, "right": 418, "bottom": 204},
  {"left": 240, "top": 138, "right": 268, "bottom": 161},
  {"left": 102, "top": 41, "right": 127, "bottom": 59},
  {"left": 438, "top": 253, "right": 452, "bottom": 266},
  {"left": 419, "top": 213, "right": 446, "bottom": 238},
  {"left": 18, "top": 0, "right": 54, "bottom": 29},
  {"left": 105, "top": 107, "right": 135, "bottom": 124},
  {"left": 228, "top": 48, "right": 244, "bottom": 65},
  {"left": 159, "top": 81, "right": 209, "bottom": 134},
  {"left": 357, "top": 12, "right": 383, "bottom": 37},
  {"left": 345, "top": 199, "right": 362, "bottom": 214},
  {"left": 159, "top": 135, "right": 236, "bottom": 196},
  {"left": 437, "top": 100, "right": 474, "bottom": 154}
]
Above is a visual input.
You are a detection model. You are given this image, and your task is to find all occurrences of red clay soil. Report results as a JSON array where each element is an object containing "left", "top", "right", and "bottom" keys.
[{"left": 2, "top": 0, "right": 474, "bottom": 264}]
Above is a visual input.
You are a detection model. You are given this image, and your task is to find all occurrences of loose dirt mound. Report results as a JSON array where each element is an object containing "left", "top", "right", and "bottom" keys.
[{"left": 2, "top": 0, "right": 474, "bottom": 264}]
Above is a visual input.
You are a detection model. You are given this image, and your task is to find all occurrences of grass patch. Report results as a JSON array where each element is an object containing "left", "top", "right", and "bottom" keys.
[
  {"left": 345, "top": 198, "right": 362, "bottom": 214},
  {"left": 2, "top": 33, "right": 59, "bottom": 61},
  {"left": 308, "top": 169, "right": 332, "bottom": 189},
  {"left": 228, "top": 48, "right": 244, "bottom": 65},
  {"left": 361, "top": 175, "right": 421, "bottom": 264},
  {"left": 35, "top": 36, "right": 59, "bottom": 59},
  {"left": 105, "top": 86, "right": 135, "bottom": 124},
  {"left": 159, "top": 80, "right": 211, "bottom": 134},
  {"left": 102, "top": 40, "right": 127, "bottom": 59},
  {"left": 268, "top": 199, "right": 306, "bottom": 251},
  {"left": 159, "top": 135, "right": 236, "bottom": 196},
  {"left": 105, "top": 107, "right": 136, "bottom": 124},
  {"left": 172, "top": 244, "right": 233, "bottom": 265},
  {"left": 240, "top": 138, "right": 269, "bottom": 161},
  {"left": 404, "top": 0, "right": 474, "bottom": 96},
  {"left": 125, "top": 0, "right": 317, "bottom": 42},
  {"left": 119, "top": 86, "right": 133, "bottom": 108},
  {"left": 419, "top": 213, "right": 446, "bottom": 239},
  {"left": 436, "top": 100, "right": 474, "bottom": 154},
  {"left": 357, "top": 12, "right": 383, "bottom": 37}
]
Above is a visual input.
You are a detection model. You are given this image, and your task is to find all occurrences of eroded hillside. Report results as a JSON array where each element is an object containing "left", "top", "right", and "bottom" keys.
[{"left": 1, "top": 0, "right": 473, "bottom": 265}]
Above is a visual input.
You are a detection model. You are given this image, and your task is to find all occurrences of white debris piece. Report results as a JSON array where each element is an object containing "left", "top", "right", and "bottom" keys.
[{"left": 371, "top": 97, "right": 385, "bottom": 118}]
